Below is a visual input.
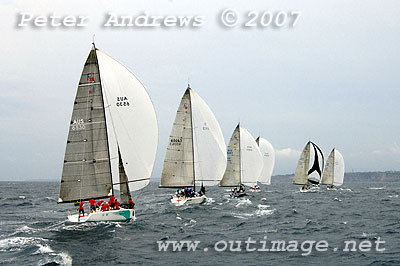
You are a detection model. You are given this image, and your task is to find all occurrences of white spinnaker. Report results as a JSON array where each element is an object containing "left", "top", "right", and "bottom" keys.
[
  {"left": 256, "top": 137, "right": 275, "bottom": 185},
  {"left": 333, "top": 149, "right": 345, "bottom": 186},
  {"left": 190, "top": 89, "right": 227, "bottom": 187},
  {"left": 239, "top": 126, "right": 263, "bottom": 187},
  {"left": 96, "top": 50, "right": 158, "bottom": 192}
]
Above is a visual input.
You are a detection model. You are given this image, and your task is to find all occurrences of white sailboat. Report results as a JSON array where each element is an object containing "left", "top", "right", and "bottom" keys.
[
  {"left": 160, "top": 86, "right": 227, "bottom": 206},
  {"left": 252, "top": 136, "right": 275, "bottom": 191},
  {"left": 58, "top": 44, "right": 158, "bottom": 222},
  {"left": 293, "top": 141, "right": 324, "bottom": 193},
  {"left": 321, "top": 148, "right": 345, "bottom": 190},
  {"left": 220, "top": 124, "right": 263, "bottom": 197}
]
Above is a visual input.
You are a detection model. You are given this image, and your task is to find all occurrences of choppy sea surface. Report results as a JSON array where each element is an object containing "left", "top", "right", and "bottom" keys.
[{"left": 0, "top": 182, "right": 399, "bottom": 266}]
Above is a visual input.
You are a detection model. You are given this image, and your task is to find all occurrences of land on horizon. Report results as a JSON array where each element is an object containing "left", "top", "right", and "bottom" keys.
[{"left": 2, "top": 171, "right": 400, "bottom": 183}]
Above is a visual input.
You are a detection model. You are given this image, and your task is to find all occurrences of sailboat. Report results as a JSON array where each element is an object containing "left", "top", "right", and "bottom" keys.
[
  {"left": 220, "top": 124, "right": 263, "bottom": 197},
  {"left": 58, "top": 43, "right": 158, "bottom": 222},
  {"left": 321, "top": 148, "right": 345, "bottom": 190},
  {"left": 293, "top": 141, "right": 324, "bottom": 193},
  {"left": 160, "top": 86, "right": 227, "bottom": 206},
  {"left": 251, "top": 136, "right": 275, "bottom": 191}
]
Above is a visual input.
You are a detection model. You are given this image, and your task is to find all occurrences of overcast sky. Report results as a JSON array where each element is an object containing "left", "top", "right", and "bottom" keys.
[{"left": 1, "top": 0, "right": 399, "bottom": 181}]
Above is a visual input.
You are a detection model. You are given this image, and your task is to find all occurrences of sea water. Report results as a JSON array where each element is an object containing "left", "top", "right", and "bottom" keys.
[{"left": 0, "top": 182, "right": 399, "bottom": 265}]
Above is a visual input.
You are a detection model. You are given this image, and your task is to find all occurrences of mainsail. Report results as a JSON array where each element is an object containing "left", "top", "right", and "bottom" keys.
[
  {"left": 293, "top": 141, "right": 324, "bottom": 185},
  {"left": 321, "top": 149, "right": 345, "bottom": 186},
  {"left": 160, "top": 87, "right": 226, "bottom": 188},
  {"left": 220, "top": 124, "right": 263, "bottom": 187},
  {"left": 59, "top": 45, "right": 157, "bottom": 203},
  {"left": 256, "top": 137, "right": 275, "bottom": 185},
  {"left": 59, "top": 49, "right": 113, "bottom": 203}
]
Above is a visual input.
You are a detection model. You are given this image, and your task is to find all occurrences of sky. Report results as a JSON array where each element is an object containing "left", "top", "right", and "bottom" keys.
[{"left": 0, "top": 0, "right": 399, "bottom": 181}]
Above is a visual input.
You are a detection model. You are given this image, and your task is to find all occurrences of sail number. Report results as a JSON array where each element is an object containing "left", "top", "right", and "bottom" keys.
[
  {"left": 116, "top": 96, "right": 130, "bottom": 107},
  {"left": 71, "top": 119, "right": 85, "bottom": 131},
  {"left": 170, "top": 138, "right": 182, "bottom": 146}
]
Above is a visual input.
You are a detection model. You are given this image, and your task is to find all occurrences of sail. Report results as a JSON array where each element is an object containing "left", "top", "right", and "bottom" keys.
[
  {"left": 118, "top": 150, "right": 132, "bottom": 206},
  {"left": 321, "top": 149, "right": 334, "bottom": 185},
  {"left": 293, "top": 142, "right": 311, "bottom": 185},
  {"left": 96, "top": 50, "right": 158, "bottom": 192},
  {"left": 160, "top": 89, "right": 194, "bottom": 187},
  {"left": 256, "top": 137, "right": 275, "bottom": 185},
  {"left": 220, "top": 125, "right": 241, "bottom": 186},
  {"left": 191, "top": 89, "right": 227, "bottom": 187},
  {"left": 240, "top": 126, "right": 263, "bottom": 187},
  {"left": 307, "top": 142, "right": 324, "bottom": 184},
  {"left": 59, "top": 48, "right": 113, "bottom": 203},
  {"left": 333, "top": 149, "right": 345, "bottom": 186}
]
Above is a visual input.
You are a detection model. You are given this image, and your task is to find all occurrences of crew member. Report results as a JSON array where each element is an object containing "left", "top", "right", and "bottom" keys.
[
  {"left": 78, "top": 201, "right": 84, "bottom": 217},
  {"left": 128, "top": 199, "right": 135, "bottom": 209},
  {"left": 101, "top": 203, "right": 110, "bottom": 212},
  {"left": 89, "top": 198, "right": 96, "bottom": 213},
  {"left": 109, "top": 195, "right": 116, "bottom": 209}
]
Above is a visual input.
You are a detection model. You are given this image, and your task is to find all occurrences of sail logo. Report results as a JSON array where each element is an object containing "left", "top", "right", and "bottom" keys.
[
  {"left": 170, "top": 138, "right": 183, "bottom": 146},
  {"left": 202, "top": 122, "right": 209, "bottom": 130},
  {"left": 183, "top": 103, "right": 188, "bottom": 110},
  {"left": 227, "top": 149, "right": 233, "bottom": 155},
  {"left": 182, "top": 116, "right": 186, "bottom": 122},
  {"left": 116, "top": 96, "right": 130, "bottom": 107},
  {"left": 86, "top": 72, "right": 95, "bottom": 82},
  {"left": 71, "top": 119, "right": 85, "bottom": 131},
  {"left": 246, "top": 145, "right": 253, "bottom": 151}
]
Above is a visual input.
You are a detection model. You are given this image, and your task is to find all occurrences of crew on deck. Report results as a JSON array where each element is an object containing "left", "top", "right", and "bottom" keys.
[
  {"left": 128, "top": 199, "right": 135, "bottom": 209},
  {"left": 89, "top": 198, "right": 96, "bottom": 213},
  {"left": 78, "top": 201, "right": 84, "bottom": 217}
]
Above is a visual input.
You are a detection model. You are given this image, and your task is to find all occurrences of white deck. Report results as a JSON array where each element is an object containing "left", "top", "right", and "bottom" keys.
[
  {"left": 68, "top": 208, "right": 135, "bottom": 223},
  {"left": 170, "top": 195, "right": 207, "bottom": 206}
]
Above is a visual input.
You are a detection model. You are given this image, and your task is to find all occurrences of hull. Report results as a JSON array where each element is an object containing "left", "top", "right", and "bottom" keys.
[
  {"left": 230, "top": 192, "right": 247, "bottom": 198},
  {"left": 300, "top": 185, "right": 320, "bottom": 193},
  {"left": 68, "top": 208, "right": 135, "bottom": 223},
  {"left": 327, "top": 186, "right": 337, "bottom": 191},
  {"left": 249, "top": 187, "right": 261, "bottom": 193},
  {"left": 170, "top": 195, "right": 207, "bottom": 206}
]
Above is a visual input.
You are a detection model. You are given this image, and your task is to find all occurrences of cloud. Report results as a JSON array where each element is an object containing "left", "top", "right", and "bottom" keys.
[{"left": 275, "top": 148, "right": 301, "bottom": 159}]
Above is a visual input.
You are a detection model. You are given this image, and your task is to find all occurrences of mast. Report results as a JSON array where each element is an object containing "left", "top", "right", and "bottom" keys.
[
  {"left": 238, "top": 124, "right": 242, "bottom": 186},
  {"left": 94, "top": 47, "right": 114, "bottom": 195},
  {"left": 188, "top": 85, "right": 196, "bottom": 191}
]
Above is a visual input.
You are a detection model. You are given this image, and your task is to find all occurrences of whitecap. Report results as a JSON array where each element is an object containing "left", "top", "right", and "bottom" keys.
[
  {"left": 369, "top": 187, "right": 385, "bottom": 190},
  {"left": 255, "top": 209, "right": 276, "bottom": 216},
  {"left": 18, "top": 195, "right": 26, "bottom": 199},
  {"left": 235, "top": 198, "right": 252, "bottom": 207},
  {"left": 34, "top": 244, "right": 54, "bottom": 254},
  {"left": 257, "top": 204, "right": 270, "bottom": 209}
]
